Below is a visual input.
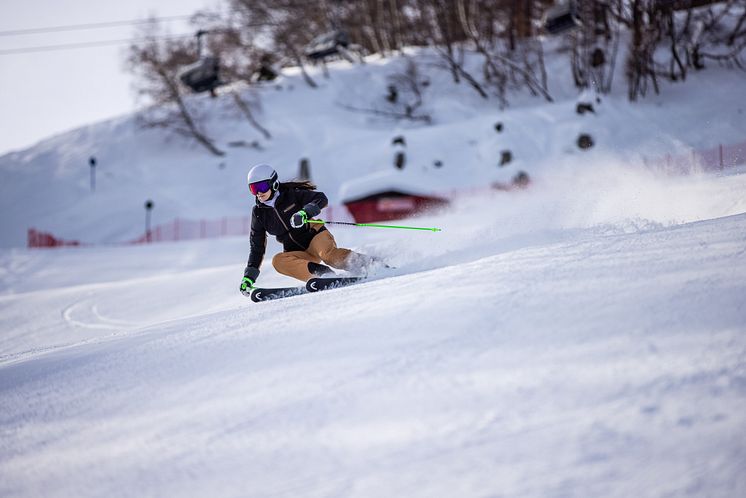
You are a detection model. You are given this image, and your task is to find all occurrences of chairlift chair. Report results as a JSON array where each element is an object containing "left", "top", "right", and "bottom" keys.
[
  {"left": 179, "top": 56, "right": 221, "bottom": 93},
  {"left": 304, "top": 30, "right": 350, "bottom": 61},
  {"left": 543, "top": 1, "right": 582, "bottom": 35},
  {"left": 178, "top": 30, "right": 223, "bottom": 95}
]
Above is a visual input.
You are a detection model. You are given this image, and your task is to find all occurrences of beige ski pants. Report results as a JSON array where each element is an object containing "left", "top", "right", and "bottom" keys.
[{"left": 272, "top": 228, "right": 354, "bottom": 282}]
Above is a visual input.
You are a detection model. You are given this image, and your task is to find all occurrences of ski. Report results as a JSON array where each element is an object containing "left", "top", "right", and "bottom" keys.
[
  {"left": 306, "top": 276, "right": 365, "bottom": 292},
  {"left": 247, "top": 276, "right": 371, "bottom": 302},
  {"left": 247, "top": 286, "right": 307, "bottom": 302}
]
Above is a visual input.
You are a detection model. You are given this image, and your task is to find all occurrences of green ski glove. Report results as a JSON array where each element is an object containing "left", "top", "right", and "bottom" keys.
[
  {"left": 240, "top": 276, "right": 255, "bottom": 294},
  {"left": 241, "top": 266, "right": 260, "bottom": 294}
]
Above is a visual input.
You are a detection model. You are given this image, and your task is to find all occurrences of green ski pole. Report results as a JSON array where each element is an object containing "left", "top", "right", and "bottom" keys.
[{"left": 307, "top": 219, "right": 441, "bottom": 232}]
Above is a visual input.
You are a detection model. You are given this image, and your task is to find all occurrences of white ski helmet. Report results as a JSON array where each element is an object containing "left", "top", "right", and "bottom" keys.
[{"left": 247, "top": 163, "right": 279, "bottom": 195}]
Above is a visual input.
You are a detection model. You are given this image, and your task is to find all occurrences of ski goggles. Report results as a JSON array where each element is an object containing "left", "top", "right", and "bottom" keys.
[{"left": 249, "top": 179, "right": 272, "bottom": 195}]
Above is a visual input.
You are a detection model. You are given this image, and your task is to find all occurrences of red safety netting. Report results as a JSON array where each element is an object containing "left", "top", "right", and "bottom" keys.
[{"left": 27, "top": 138, "right": 746, "bottom": 249}]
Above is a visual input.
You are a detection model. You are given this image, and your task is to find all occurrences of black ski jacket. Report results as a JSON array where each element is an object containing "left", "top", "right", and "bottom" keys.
[{"left": 245, "top": 187, "right": 328, "bottom": 273}]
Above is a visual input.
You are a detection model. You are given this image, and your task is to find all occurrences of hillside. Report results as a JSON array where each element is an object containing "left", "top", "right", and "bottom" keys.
[{"left": 1, "top": 47, "right": 745, "bottom": 247}]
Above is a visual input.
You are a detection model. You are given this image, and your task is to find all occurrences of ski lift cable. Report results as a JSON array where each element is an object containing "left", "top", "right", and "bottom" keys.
[
  {"left": 0, "top": 33, "right": 196, "bottom": 56},
  {"left": 0, "top": 20, "right": 281, "bottom": 56},
  {"left": 0, "top": 14, "right": 194, "bottom": 37},
  {"left": 0, "top": 23, "right": 273, "bottom": 56}
]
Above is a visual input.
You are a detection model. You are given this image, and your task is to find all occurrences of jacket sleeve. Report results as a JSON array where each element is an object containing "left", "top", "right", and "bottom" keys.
[
  {"left": 298, "top": 189, "right": 328, "bottom": 217},
  {"left": 246, "top": 207, "right": 267, "bottom": 272}
]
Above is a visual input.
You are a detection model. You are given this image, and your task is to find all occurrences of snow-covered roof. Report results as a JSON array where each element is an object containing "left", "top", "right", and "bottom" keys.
[{"left": 338, "top": 169, "right": 449, "bottom": 203}]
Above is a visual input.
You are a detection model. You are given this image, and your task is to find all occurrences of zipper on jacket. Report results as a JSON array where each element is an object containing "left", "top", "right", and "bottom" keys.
[{"left": 272, "top": 205, "right": 303, "bottom": 248}]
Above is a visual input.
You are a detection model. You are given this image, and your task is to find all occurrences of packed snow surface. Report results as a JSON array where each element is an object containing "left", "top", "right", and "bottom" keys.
[
  {"left": 2, "top": 163, "right": 746, "bottom": 497},
  {"left": 2, "top": 41, "right": 746, "bottom": 497}
]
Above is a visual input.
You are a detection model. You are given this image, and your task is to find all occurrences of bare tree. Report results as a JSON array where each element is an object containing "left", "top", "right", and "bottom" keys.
[
  {"left": 126, "top": 21, "right": 225, "bottom": 156},
  {"left": 687, "top": 0, "right": 746, "bottom": 70},
  {"left": 413, "top": 0, "right": 471, "bottom": 84},
  {"left": 339, "top": 58, "right": 432, "bottom": 123},
  {"left": 619, "top": 0, "right": 745, "bottom": 101},
  {"left": 454, "top": 0, "right": 552, "bottom": 105},
  {"left": 621, "top": 0, "right": 660, "bottom": 100},
  {"left": 191, "top": 13, "right": 274, "bottom": 140},
  {"left": 125, "top": 0, "right": 745, "bottom": 128},
  {"left": 569, "top": 0, "right": 621, "bottom": 94},
  {"left": 230, "top": 89, "right": 272, "bottom": 140},
  {"left": 386, "top": 58, "right": 432, "bottom": 120},
  {"left": 229, "top": 0, "right": 325, "bottom": 88}
]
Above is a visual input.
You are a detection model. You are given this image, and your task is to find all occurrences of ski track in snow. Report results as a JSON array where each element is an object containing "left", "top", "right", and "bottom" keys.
[{"left": 62, "top": 298, "right": 137, "bottom": 331}]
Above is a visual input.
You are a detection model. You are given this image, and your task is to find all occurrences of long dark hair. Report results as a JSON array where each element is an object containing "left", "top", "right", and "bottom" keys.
[{"left": 279, "top": 180, "right": 317, "bottom": 191}]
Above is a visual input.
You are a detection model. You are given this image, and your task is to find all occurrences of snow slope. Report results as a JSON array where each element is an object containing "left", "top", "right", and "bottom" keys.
[
  {"left": 1, "top": 48, "right": 745, "bottom": 247},
  {"left": 2, "top": 39, "right": 746, "bottom": 497},
  {"left": 2, "top": 164, "right": 746, "bottom": 497}
]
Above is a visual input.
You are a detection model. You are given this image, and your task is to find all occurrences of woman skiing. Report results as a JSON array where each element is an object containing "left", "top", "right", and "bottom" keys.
[{"left": 240, "top": 163, "right": 376, "bottom": 293}]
